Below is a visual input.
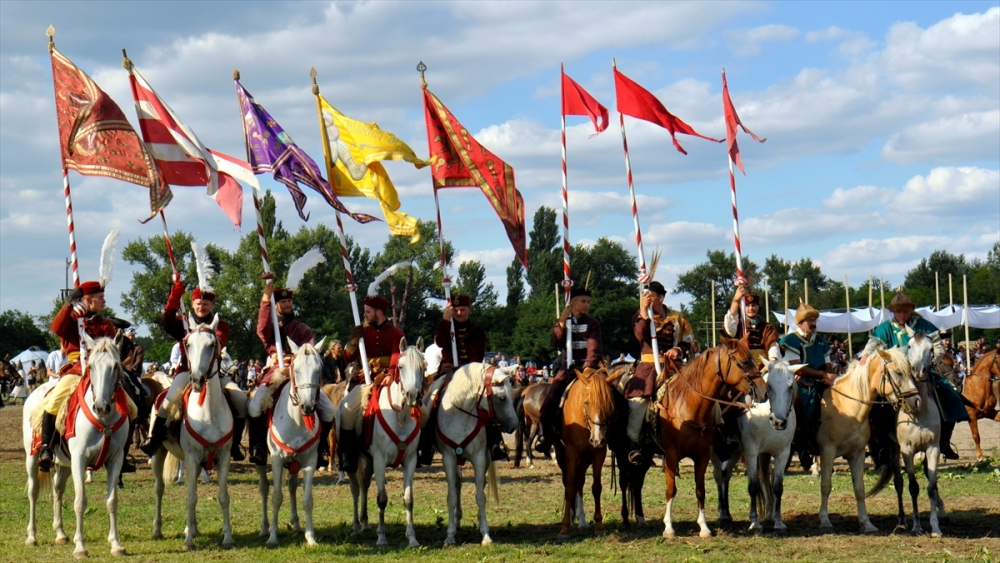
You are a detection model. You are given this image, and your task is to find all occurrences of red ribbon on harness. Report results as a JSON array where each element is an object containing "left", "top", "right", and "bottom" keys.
[
  {"left": 64, "top": 373, "right": 130, "bottom": 471},
  {"left": 267, "top": 379, "right": 320, "bottom": 474},
  {"left": 181, "top": 386, "right": 233, "bottom": 472},
  {"left": 362, "top": 379, "right": 421, "bottom": 468},
  {"left": 435, "top": 366, "right": 496, "bottom": 465}
]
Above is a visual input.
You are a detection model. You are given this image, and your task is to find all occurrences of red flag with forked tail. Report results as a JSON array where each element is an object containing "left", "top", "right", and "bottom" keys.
[
  {"left": 422, "top": 87, "right": 528, "bottom": 270},
  {"left": 50, "top": 45, "right": 171, "bottom": 221},
  {"left": 722, "top": 70, "right": 766, "bottom": 175},
  {"left": 613, "top": 67, "right": 721, "bottom": 154},
  {"left": 562, "top": 69, "right": 608, "bottom": 134}
]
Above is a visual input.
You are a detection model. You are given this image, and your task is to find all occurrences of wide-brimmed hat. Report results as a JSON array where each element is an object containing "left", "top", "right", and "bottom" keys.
[{"left": 794, "top": 298, "right": 819, "bottom": 324}]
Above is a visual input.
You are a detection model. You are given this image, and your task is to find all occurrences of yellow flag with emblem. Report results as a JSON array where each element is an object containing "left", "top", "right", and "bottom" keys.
[{"left": 318, "top": 95, "right": 425, "bottom": 242}]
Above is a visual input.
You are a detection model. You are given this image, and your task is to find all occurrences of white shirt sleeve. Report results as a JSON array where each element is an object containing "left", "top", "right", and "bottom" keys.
[
  {"left": 722, "top": 310, "right": 739, "bottom": 337},
  {"left": 170, "top": 342, "right": 182, "bottom": 370}
]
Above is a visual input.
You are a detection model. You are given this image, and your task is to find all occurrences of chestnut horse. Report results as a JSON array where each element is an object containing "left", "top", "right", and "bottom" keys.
[
  {"left": 659, "top": 339, "right": 767, "bottom": 539},
  {"left": 554, "top": 367, "right": 615, "bottom": 540},
  {"left": 963, "top": 349, "right": 1000, "bottom": 460}
]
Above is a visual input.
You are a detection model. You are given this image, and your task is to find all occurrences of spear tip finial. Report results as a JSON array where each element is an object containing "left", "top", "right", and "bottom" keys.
[
  {"left": 416, "top": 61, "right": 427, "bottom": 89},
  {"left": 122, "top": 48, "right": 132, "bottom": 70},
  {"left": 233, "top": 69, "right": 240, "bottom": 80},
  {"left": 46, "top": 25, "right": 55, "bottom": 51},
  {"left": 310, "top": 67, "right": 319, "bottom": 95}
]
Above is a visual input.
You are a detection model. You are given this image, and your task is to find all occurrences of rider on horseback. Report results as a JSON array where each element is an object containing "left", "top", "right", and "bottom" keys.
[
  {"left": 861, "top": 288, "right": 968, "bottom": 460},
  {"left": 625, "top": 281, "right": 692, "bottom": 464},
  {"left": 724, "top": 285, "right": 779, "bottom": 367},
  {"left": 779, "top": 299, "right": 837, "bottom": 457},
  {"left": 139, "top": 275, "right": 248, "bottom": 462},
  {"left": 38, "top": 281, "right": 138, "bottom": 473},
  {"left": 534, "top": 287, "right": 603, "bottom": 454}
]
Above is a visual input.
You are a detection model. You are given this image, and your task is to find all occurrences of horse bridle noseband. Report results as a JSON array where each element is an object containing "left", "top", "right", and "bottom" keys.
[
  {"left": 716, "top": 346, "right": 766, "bottom": 404},
  {"left": 829, "top": 359, "right": 918, "bottom": 414},
  {"left": 286, "top": 355, "right": 320, "bottom": 408},
  {"left": 182, "top": 326, "right": 221, "bottom": 384}
]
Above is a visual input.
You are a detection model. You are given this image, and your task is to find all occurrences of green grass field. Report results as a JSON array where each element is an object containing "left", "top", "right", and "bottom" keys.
[{"left": 0, "top": 404, "right": 997, "bottom": 562}]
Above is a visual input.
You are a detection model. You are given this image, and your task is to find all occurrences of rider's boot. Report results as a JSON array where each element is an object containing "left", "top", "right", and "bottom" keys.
[
  {"left": 139, "top": 414, "right": 169, "bottom": 457},
  {"left": 248, "top": 415, "right": 268, "bottom": 466},
  {"left": 229, "top": 417, "right": 246, "bottom": 462},
  {"left": 38, "top": 411, "right": 58, "bottom": 473},
  {"left": 119, "top": 425, "right": 136, "bottom": 473},
  {"left": 626, "top": 397, "right": 648, "bottom": 465},
  {"left": 317, "top": 419, "right": 332, "bottom": 469},
  {"left": 486, "top": 423, "right": 509, "bottom": 461},
  {"left": 940, "top": 419, "right": 959, "bottom": 460},
  {"left": 338, "top": 428, "right": 359, "bottom": 473},
  {"left": 534, "top": 388, "right": 560, "bottom": 455}
]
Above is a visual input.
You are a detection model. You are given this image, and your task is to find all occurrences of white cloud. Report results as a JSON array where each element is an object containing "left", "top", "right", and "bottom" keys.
[
  {"left": 889, "top": 166, "right": 1000, "bottom": 217},
  {"left": 823, "top": 230, "right": 999, "bottom": 279},
  {"left": 822, "top": 185, "right": 892, "bottom": 210},
  {"left": 644, "top": 221, "right": 728, "bottom": 258},
  {"left": 881, "top": 109, "right": 1000, "bottom": 164},
  {"left": 728, "top": 24, "right": 800, "bottom": 57}
]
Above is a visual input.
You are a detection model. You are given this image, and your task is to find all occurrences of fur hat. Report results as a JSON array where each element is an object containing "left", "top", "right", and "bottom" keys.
[
  {"left": 647, "top": 281, "right": 667, "bottom": 296},
  {"left": 364, "top": 294, "right": 390, "bottom": 311},
  {"left": 274, "top": 288, "right": 294, "bottom": 301},
  {"left": 570, "top": 287, "right": 592, "bottom": 299},
  {"left": 452, "top": 294, "right": 472, "bottom": 307},
  {"left": 746, "top": 293, "right": 761, "bottom": 306},
  {"left": 794, "top": 298, "right": 819, "bottom": 324},
  {"left": 888, "top": 288, "right": 916, "bottom": 313},
  {"left": 80, "top": 281, "right": 104, "bottom": 296}
]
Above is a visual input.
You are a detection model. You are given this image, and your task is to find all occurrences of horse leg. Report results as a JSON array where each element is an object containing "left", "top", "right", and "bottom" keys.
[
  {"left": 662, "top": 454, "right": 679, "bottom": 539},
  {"left": 361, "top": 461, "right": 373, "bottom": 533},
  {"left": 712, "top": 450, "right": 735, "bottom": 524},
  {"left": 442, "top": 451, "right": 460, "bottom": 546},
  {"left": 593, "top": 448, "right": 606, "bottom": 535},
  {"left": 25, "top": 454, "right": 39, "bottom": 547},
  {"left": 348, "top": 469, "right": 363, "bottom": 537},
  {"left": 71, "top": 454, "right": 89, "bottom": 558},
  {"left": 152, "top": 452, "right": 166, "bottom": 539},
  {"left": 267, "top": 458, "right": 283, "bottom": 548},
  {"left": 848, "top": 451, "right": 878, "bottom": 533},
  {"left": 618, "top": 451, "right": 631, "bottom": 527},
  {"left": 474, "top": 451, "right": 493, "bottom": 546},
  {"left": 925, "top": 443, "right": 943, "bottom": 538},
  {"left": 694, "top": 453, "right": 712, "bottom": 538},
  {"left": 289, "top": 469, "right": 301, "bottom": 534},
  {"left": 635, "top": 458, "right": 651, "bottom": 527},
  {"left": 217, "top": 455, "right": 235, "bottom": 549},
  {"left": 303, "top": 462, "right": 317, "bottom": 546},
  {"left": 374, "top": 452, "right": 389, "bottom": 547},
  {"left": 902, "top": 452, "right": 922, "bottom": 535},
  {"left": 54, "top": 464, "right": 71, "bottom": 544},
  {"left": 772, "top": 449, "right": 790, "bottom": 532},
  {"left": 403, "top": 452, "right": 419, "bottom": 548},
  {"left": 559, "top": 449, "right": 578, "bottom": 540},
  {"left": 182, "top": 457, "right": 200, "bottom": 550},
  {"left": 968, "top": 414, "right": 984, "bottom": 461},
  {"left": 105, "top": 453, "right": 126, "bottom": 556},
  {"left": 818, "top": 446, "right": 835, "bottom": 530},
  {"left": 256, "top": 463, "right": 270, "bottom": 539},
  {"left": 746, "top": 448, "right": 762, "bottom": 533}
]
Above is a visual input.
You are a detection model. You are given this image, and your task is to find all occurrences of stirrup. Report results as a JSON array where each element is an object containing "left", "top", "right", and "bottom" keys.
[
  {"left": 250, "top": 445, "right": 268, "bottom": 466},
  {"left": 628, "top": 449, "right": 644, "bottom": 466},
  {"left": 38, "top": 449, "right": 54, "bottom": 473},
  {"left": 230, "top": 443, "right": 246, "bottom": 462}
]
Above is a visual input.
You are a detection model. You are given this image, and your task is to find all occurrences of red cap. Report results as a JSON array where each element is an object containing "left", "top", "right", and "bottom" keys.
[
  {"left": 452, "top": 294, "right": 472, "bottom": 307},
  {"left": 364, "top": 295, "right": 390, "bottom": 311},
  {"left": 81, "top": 281, "right": 104, "bottom": 295},
  {"left": 191, "top": 287, "right": 215, "bottom": 302},
  {"left": 274, "top": 288, "right": 294, "bottom": 301}
]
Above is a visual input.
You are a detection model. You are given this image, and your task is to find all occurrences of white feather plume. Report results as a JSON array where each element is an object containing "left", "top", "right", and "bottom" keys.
[
  {"left": 191, "top": 241, "right": 214, "bottom": 293},
  {"left": 99, "top": 228, "right": 120, "bottom": 288},
  {"left": 286, "top": 248, "right": 326, "bottom": 291},
  {"left": 368, "top": 261, "right": 415, "bottom": 297}
]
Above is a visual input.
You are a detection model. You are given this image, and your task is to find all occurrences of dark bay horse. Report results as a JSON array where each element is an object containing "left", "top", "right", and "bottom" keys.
[
  {"left": 963, "top": 349, "right": 1000, "bottom": 460},
  {"left": 514, "top": 382, "right": 549, "bottom": 468}
]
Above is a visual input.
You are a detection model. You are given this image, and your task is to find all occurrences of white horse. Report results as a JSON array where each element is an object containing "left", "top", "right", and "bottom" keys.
[
  {"left": 713, "top": 359, "right": 803, "bottom": 532},
  {"left": 867, "top": 333, "right": 947, "bottom": 537},
  {"left": 430, "top": 363, "right": 519, "bottom": 546},
  {"left": 150, "top": 315, "right": 235, "bottom": 550},
  {"left": 258, "top": 338, "right": 326, "bottom": 548},
  {"left": 340, "top": 337, "right": 425, "bottom": 547},
  {"left": 818, "top": 348, "right": 921, "bottom": 533},
  {"left": 23, "top": 332, "right": 130, "bottom": 558}
]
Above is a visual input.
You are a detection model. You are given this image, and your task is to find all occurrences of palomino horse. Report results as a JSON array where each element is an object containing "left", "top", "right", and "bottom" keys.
[
  {"left": 713, "top": 359, "right": 803, "bottom": 532},
  {"left": 658, "top": 338, "right": 768, "bottom": 539},
  {"left": 343, "top": 337, "right": 425, "bottom": 547},
  {"left": 258, "top": 337, "right": 327, "bottom": 548},
  {"left": 430, "top": 363, "right": 519, "bottom": 546},
  {"left": 867, "top": 334, "right": 947, "bottom": 537},
  {"left": 963, "top": 349, "right": 1000, "bottom": 460},
  {"left": 817, "top": 348, "right": 920, "bottom": 533},
  {"left": 513, "top": 381, "right": 549, "bottom": 468},
  {"left": 555, "top": 366, "right": 616, "bottom": 540},
  {"left": 321, "top": 380, "right": 348, "bottom": 481},
  {"left": 23, "top": 332, "right": 130, "bottom": 557},
  {"left": 150, "top": 315, "right": 235, "bottom": 550}
]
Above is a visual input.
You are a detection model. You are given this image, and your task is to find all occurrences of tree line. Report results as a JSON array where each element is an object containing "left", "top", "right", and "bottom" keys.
[{"left": 2, "top": 195, "right": 998, "bottom": 363}]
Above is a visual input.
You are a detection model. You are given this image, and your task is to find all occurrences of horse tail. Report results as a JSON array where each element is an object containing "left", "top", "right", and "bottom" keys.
[
  {"left": 487, "top": 460, "right": 500, "bottom": 506},
  {"left": 513, "top": 398, "right": 526, "bottom": 468},
  {"left": 758, "top": 455, "right": 774, "bottom": 522},
  {"left": 163, "top": 451, "right": 181, "bottom": 482},
  {"left": 610, "top": 451, "right": 617, "bottom": 497},
  {"left": 866, "top": 460, "right": 893, "bottom": 498}
]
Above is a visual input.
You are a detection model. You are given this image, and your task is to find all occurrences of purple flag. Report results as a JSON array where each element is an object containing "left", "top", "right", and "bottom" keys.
[{"left": 235, "top": 80, "right": 377, "bottom": 224}]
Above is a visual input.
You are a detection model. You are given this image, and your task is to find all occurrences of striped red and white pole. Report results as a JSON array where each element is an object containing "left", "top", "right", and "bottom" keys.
[
  {"left": 728, "top": 157, "right": 748, "bottom": 333},
  {"left": 434, "top": 188, "right": 460, "bottom": 367},
  {"left": 332, "top": 208, "right": 371, "bottom": 384},
  {"left": 249, "top": 184, "right": 286, "bottom": 366},
  {"left": 560, "top": 100, "right": 574, "bottom": 367},
  {"left": 63, "top": 167, "right": 87, "bottom": 369},
  {"left": 158, "top": 211, "right": 190, "bottom": 333},
  {"left": 615, "top": 57, "right": 661, "bottom": 375}
]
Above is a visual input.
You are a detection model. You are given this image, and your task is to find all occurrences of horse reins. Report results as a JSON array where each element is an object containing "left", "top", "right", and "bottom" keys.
[
  {"left": 437, "top": 366, "right": 498, "bottom": 456},
  {"left": 827, "top": 359, "right": 919, "bottom": 413},
  {"left": 676, "top": 347, "right": 763, "bottom": 411}
]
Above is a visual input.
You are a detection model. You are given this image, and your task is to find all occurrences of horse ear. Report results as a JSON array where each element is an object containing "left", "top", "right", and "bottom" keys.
[
  {"left": 315, "top": 336, "right": 326, "bottom": 352},
  {"left": 209, "top": 314, "right": 220, "bottom": 331},
  {"left": 788, "top": 363, "right": 808, "bottom": 374},
  {"left": 399, "top": 336, "right": 408, "bottom": 353},
  {"left": 114, "top": 329, "right": 124, "bottom": 349},
  {"left": 287, "top": 340, "right": 301, "bottom": 355},
  {"left": 82, "top": 331, "right": 97, "bottom": 351},
  {"left": 187, "top": 312, "right": 197, "bottom": 329},
  {"left": 876, "top": 349, "right": 892, "bottom": 361},
  {"left": 416, "top": 336, "right": 424, "bottom": 351}
]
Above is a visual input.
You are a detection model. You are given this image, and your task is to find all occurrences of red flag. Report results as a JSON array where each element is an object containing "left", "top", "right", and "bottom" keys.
[
  {"left": 613, "top": 67, "right": 721, "bottom": 154},
  {"left": 50, "top": 45, "right": 171, "bottom": 220},
  {"left": 562, "top": 68, "right": 608, "bottom": 134},
  {"left": 722, "top": 70, "right": 766, "bottom": 175},
  {"left": 422, "top": 87, "right": 528, "bottom": 270}
]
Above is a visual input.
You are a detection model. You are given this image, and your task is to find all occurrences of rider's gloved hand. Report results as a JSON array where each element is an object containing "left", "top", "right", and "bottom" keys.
[{"left": 71, "top": 301, "right": 88, "bottom": 318}]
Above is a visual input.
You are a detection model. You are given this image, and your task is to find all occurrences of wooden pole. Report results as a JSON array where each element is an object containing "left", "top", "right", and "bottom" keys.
[
  {"left": 804, "top": 278, "right": 809, "bottom": 304},
  {"left": 845, "top": 274, "right": 852, "bottom": 356},
  {"left": 868, "top": 275, "right": 873, "bottom": 310},
  {"left": 765, "top": 286, "right": 770, "bottom": 326},
  {"left": 711, "top": 280, "right": 717, "bottom": 347},
  {"left": 784, "top": 279, "right": 789, "bottom": 334},
  {"left": 948, "top": 273, "right": 954, "bottom": 310},
  {"left": 963, "top": 274, "right": 971, "bottom": 372},
  {"left": 935, "top": 271, "right": 940, "bottom": 311},
  {"left": 555, "top": 283, "right": 561, "bottom": 319}
]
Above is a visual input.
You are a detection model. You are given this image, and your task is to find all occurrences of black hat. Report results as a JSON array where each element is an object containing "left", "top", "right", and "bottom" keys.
[
  {"left": 647, "top": 281, "right": 667, "bottom": 296},
  {"left": 569, "top": 287, "right": 591, "bottom": 299}
]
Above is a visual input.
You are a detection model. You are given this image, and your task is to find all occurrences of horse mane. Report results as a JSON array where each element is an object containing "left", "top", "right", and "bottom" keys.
[
  {"left": 446, "top": 363, "right": 486, "bottom": 406},
  {"left": 972, "top": 349, "right": 999, "bottom": 373},
  {"left": 849, "top": 348, "right": 912, "bottom": 399},
  {"left": 89, "top": 337, "right": 121, "bottom": 368},
  {"left": 577, "top": 367, "right": 614, "bottom": 421}
]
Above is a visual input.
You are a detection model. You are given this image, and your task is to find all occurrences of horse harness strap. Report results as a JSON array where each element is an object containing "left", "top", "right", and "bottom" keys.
[
  {"left": 268, "top": 379, "right": 320, "bottom": 475},
  {"left": 437, "top": 366, "right": 496, "bottom": 459},
  {"left": 75, "top": 372, "right": 130, "bottom": 471},
  {"left": 374, "top": 382, "right": 421, "bottom": 468},
  {"left": 182, "top": 387, "right": 233, "bottom": 472},
  {"left": 677, "top": 351, "right": 753, "bottom": 411}
]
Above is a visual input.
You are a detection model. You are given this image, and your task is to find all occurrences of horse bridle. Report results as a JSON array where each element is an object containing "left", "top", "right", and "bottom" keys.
[
  {"left": 286, "top": 355, "right": 320, "bottom": 408},
  {"left": 829, "top": 357, "right": 918, "bottom": 413},
  {"left": 716, "top": 345, "right": 766, "bottom": 404},
  {"left": 455, "top": 366, "right": 499, "bottom": 422},
  {"left": 182, "top": 326, "right": 221, "bottom": 385},
  {"left": 87, "top": 349, "right": 125, "bottom": 407}
]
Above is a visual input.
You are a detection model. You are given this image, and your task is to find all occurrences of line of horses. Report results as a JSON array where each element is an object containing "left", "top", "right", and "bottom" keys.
[{"left": 16, "top": 325, "right": 1000, "bottom": 557}]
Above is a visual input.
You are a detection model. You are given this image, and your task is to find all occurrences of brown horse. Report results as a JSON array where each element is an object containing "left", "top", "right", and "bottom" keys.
[
  {"left": 322, "top": 381, "right": 348, "bottom": 477},
  {"left": 514, "top": 382, "right": 550, "bottom": 468},
  {"left": 555, "top": 367, "right": 615, "bottom": 540},
  {"left": 659, "top": 338, "right": 767, "bottom": 538},
  {"left": 963, "top": 349, "right": 1000, "bottom": 460},
  {"left": 132, "top": 375, "right": 165, "bottom": 449}
]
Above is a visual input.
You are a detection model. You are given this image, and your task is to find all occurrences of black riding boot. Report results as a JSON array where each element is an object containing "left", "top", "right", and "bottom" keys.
[
  {"left": 486, "top": 423, "right": 509, "bottom": 461},
  {"left": 139, "top": 414, "right": 169, "bottom": 457},
  {"left": 38, "top": 411, "right": 57, "bottom": 472},
  {"left": 534, "top": 384, "right": 563, "bottom": 455},
  {"left": 317, "top": 420, "right": 332, "bottom": 469},
  {"left": 338, "top": 429, "right": 359, "bottom": 473},
  {"left": 119, "top": 425, "right": 136, "bottom": 473},
  {"left": 248, "top": 415, "right": 268, "bottom": 466},
  {"left": 940, "top": 420, "right": 959, "bottom": 460},
  {"left": 230, "top": 417, "right": 246, "bottom": 462}
]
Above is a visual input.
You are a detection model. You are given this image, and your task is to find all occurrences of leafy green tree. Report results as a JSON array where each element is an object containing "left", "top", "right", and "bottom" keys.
[
  {"left": 0, "top": 309, "right": 49, "bottom": 358},
  {"left": 526, "top": 206, "right": 561, "bottom": 300},
  {"left": 455, "top": 260, "right": 498, "bottom": 315},
  {"left": 506, "top": 257, "right": 525, "bottom": 309}
]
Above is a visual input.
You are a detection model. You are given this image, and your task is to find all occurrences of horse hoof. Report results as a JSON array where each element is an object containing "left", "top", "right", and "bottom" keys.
[
  {"left": 481, "top": 536, "right": 493, "bottom": 546},
  {"left": 182, "top": 543, "right": 195, "bottom": 551},
  {"left": 25, "top": 538, "right": 36, "bottom": 547},
  {"left": 409, "top": 539, "right": 420, "bottom": 548},
  {"left": 55, "top": 536, "right": 69, "bottom": 545},
  {"left": 749, "top": 523, "right": 763, "bottom": 533},
  {"left": 111, "top": 547, "right": 126, "bottom": 557},
  {"left": 595, "top": 529, "right": 607, "bottom": 537},
  {"left": 863, "top": 526, "right": 879, "bottom": 534},
  {"left": 443, "top": 537, "right": 456, "bottom": 546},
  {"left": 931, "top": 532, "right": 943, "bottom": 539},
  {"left": 557, "top": 533, "right": 572, "bottom": 542},
  {"left": 376, "top": 538, "right": 388, "bottom": 547},
  {"left": 699, "top": 530, "right": 712, "bottom": 538},
  {"left": 266, "top": 540, "right": 279, "bottom": 549},
  {"left": 222, "top": 539, "right": 236, "bottom": 550},
  {"left": 662, "top": 530, "right": 675, "bottom": 539},
  {"left": 73, "top": 549, "right": 88, "bottom": 559}
]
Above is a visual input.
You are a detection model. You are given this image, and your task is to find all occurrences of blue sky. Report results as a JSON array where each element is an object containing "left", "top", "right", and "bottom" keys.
[{"left": 1, "top": 1, "right": 998, "bottom": 325}]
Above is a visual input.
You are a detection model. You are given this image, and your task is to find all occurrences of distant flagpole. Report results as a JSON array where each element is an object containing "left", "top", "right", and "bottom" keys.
[
  {"left": 233, "top": 69, "right": 283, "bottom": 365},
  {"left": 613, "top": 58, "right": 661, "bottom": 376},
  {"left": 559, "top": 63, "right": 574, "bottom": 368},
  {"left": 158, "top": 211, "right": 190, "bottom": 333},
  {"left": 311, "top": 68, "right": 371, "bottom": 385}
]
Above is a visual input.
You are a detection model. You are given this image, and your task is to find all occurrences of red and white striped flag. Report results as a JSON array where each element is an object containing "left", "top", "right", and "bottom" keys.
[{"left": 126, "top": 61, "right": 250, "bottom": 226}]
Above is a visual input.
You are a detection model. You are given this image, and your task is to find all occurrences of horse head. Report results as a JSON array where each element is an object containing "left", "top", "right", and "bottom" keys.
[
  {"left": 906, "top": 333, "right": 934, "bottom": 384},
  {"left": 185, "top": 314, "right": 221, "bottom": 391},
  {"left": 219, "top": 346, "right": 238, "bottom": 378},
  {"left": 577, "top": 366, "right": 615, "bottom": 448},
  {"left": 287, "top": 337, "right": 324, "bottom": 416},
  {"left": 762, "top": 360, "right": 802, "bottom": 431},
  {"left": 397, "top": 336, "right": 426, "bottom": 408},
  {"left": 82, "top": 330, "right": 124, "bottom": 417},
  {"left": 720, "top": 337, "right": 768, "bottom": 403},
  {"left": 875, "top": 348, "right": 922, "bottom": 415},
  {"left": 489, "top": 365, "right": 519, "bottom": 434}
]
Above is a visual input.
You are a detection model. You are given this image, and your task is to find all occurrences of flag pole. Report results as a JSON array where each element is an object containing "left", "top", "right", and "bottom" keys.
[
  {"left": 311, "top": 69, "right": 371, "bottom": 385},
  {"left": 234, "top": 69, "right": 283, "bottom": 366},
  {"left": 723, "top": 69, "right": 748, "bottom": 338},
  {"left": 614, "top": 58, "right": 661, "bottom": 375},
  {"left": 963, "top": 274, "right": 970, "bottom": 373},
  {"left": 158, "top": 211, "right": 190, "bottom": 334},
  {"left": 845, "top": 274, "right": 852, "bottom": 357},
  {"left": 559, "top": 63, "right": 574, "bottom": 369}
]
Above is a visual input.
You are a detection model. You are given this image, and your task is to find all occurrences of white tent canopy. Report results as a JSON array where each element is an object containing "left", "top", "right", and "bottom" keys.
[
  {"left": 773, "top": 305, "right": 1000, "bottom": 333},
  {"left": 9, "top": 348, "right": 49, "bottom": 366}
]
